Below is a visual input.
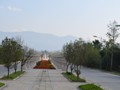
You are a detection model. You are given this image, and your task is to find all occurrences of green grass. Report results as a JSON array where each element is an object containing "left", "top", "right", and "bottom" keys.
[
  {"left": 1, "top": 71, "right": 25, "bottom": 80},
  {"left": 62, "top": 72, "right": 86, "bottom": 82},
  {"left": 0, "top": 82, "right": 5, "bottom": 87},
  {"left": 79, "top": 84, "right": 104, "bottom": 90},
  {"left": 109, "top": 71, "right": 120, "bottom": 76}
]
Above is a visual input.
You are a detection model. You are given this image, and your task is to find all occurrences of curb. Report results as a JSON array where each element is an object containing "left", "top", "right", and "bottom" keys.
[
  {"left": 13, "top": 72, "right": 26, "bottom": 80},
  {"left": 61, "top": 73, "right": 73, "bottom": 82},
  {"left": 80, "top": 75, "right": 108, "bottom": 90},
  {"left": 0, "top": 84, "right": 7, "bottom": 90},
  {"left": 51, "top": 62, "right": 58, "bottom": 70}
]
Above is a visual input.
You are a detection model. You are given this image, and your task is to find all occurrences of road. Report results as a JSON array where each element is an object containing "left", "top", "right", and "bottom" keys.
[
  {"left": 81, "top": 67, "right": 120, "bottom": 90},
  {"left": 51, "top": 57, "right": 66, "bottom": 70},
  {"left": 0, "top": 64, "right": 21, "bottom": 78},
  {"left": 51, "top": 56, "right": 120, "bottom": 90},
  {"left": 0, "top": 56, "right": 39, "bottom": 78}
]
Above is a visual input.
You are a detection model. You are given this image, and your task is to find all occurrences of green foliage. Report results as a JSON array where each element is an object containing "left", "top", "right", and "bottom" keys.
[
  {"left": 0, "top": 37, "right": 35, "bottom": 78},
  {"left": 93, "top": 39, "right": 102, "bottom": 50},
  {"left": 1, "top": 71, "right": 24, "bottom": 80},
  {"left": 106, "top": 21, "right": 120, "bottom": 71},
  {"left": 62, "top": 72, "right": 85, "bottom": 82},
  {"left": 63, "top": 42, "right": 75, "bottom": 72},
  {"left": 0, "top": 37, "right": 15, "bottom": 78},
  {"left": 0, "top": 82, "right": 5, "bottom": 87},
  {"left": 84, "top": 43, "right": 101, "bottom": 68},
  {"left": 63, "top": 38, "right": 85, "bottom": 78},
  {"left": 73, "top": 38, "right": 85, "bottom": 66},
  {"left": 79, "top": 84, "right": 103, "bottom": 90},
  {"left": 1, "top": 37, "right": 13, "bottom": 67},
  {"left": 0, "top": 37, "right": 24, "bottom": 77},
  {"left": 62, "top": 21, "right": 120, "bottom": 72},
  {"left": 101, "top": 45, "right": 120, "bottom": 71}
]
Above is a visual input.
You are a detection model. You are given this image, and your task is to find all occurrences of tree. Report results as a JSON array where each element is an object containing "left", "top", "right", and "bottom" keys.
[
  {"left": 63, "top": 42, "right": 76, "bottom": 73},
  {"left": 106, "top": 21, "right": 120, "bottom": 70},
  {"left": 84, "top": 43, "right": 101, "bottom": 68},
  {"left": 63, "top": 43, "right": 71, "bottom": 72},
  {"left": 12, "top": 37, "right": 23, "bottom": 73},
  {"left": 11, "top": 39, "right": 22, "bottom": 73},
  {"left": 92, "top": 39, "right": 102, "bottom": 50},
  {"left": 1, "top": 37, "right": 14, "bottom": 78},
  {"left": 20, "top": 46, "right": 34, "bottom": 72},
  {"left": 0, "top": 45, "right": 3, "bottom": 64},
  {"left": 73, "top": 38, "right": 85, "bottom": 78}
]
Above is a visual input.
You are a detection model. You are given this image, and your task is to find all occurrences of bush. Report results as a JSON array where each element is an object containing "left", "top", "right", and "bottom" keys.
[
  {"left": 62, "top": 72, "right": 85, "bottom": 82},
  {"left": 84, "top": 46, "right": 101, "bottom": 69},
  {"left": 79, "top": 84, "right": 103, "bottom": 90}
]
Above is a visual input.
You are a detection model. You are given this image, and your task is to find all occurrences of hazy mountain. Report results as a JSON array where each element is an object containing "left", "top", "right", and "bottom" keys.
[{"left": 0, "top": 31, "right": 77, "bottom": 51}]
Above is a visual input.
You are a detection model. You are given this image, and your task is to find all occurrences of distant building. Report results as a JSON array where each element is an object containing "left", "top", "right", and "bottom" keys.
[{"left": 40, "top": 51, "right": 49, "bottom": 60}]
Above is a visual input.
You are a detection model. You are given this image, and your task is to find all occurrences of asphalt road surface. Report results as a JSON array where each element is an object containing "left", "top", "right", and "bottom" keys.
[
  {"left": 51, "top": 57, "right": 66, "bottom": 71},
  {"left": 51, "top": 56, "right": 120, "bottom": 90},
  {"left": 0, "top": 56, "right": 39, "bottom": 78}
]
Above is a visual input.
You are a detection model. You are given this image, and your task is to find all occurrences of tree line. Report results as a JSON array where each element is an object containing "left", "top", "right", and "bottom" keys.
[
  {"left": 0, "top": 37, "right": 35, "bottom": 78},
  {"left": 63, "top": 21, "right": 120, "bottom": 78}
]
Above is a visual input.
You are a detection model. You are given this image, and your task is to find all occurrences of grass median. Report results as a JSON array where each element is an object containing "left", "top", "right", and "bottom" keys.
[
  {"left": 1, "top": 71, "right": 25, "bottom": 80},
  {"left": 79, "top": 84, "right": 104, "bottom": 90},
  {"left": 0, "top": 82, "right": 5, "bottom": 87},
  {"left": 62, "top": 72, "right": 86, "bottom": 82}
]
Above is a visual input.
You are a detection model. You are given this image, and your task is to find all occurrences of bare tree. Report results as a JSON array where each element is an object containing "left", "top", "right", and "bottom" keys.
[
  {"left": 106, "top": 21, "right": 120, "bottom": 70},
  {"left": 20, "top": 46, "right": 34, "bottom": 72}
]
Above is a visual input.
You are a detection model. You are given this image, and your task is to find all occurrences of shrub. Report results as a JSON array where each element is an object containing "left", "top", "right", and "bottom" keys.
[
  {"left": 79, "top": 84, "right": 103, "bottom": 90},
  {"left": 62, "top": 72, "right": 85, "bottom": 82}
]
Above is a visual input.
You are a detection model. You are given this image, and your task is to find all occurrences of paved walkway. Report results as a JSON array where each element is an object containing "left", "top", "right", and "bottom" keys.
[{"left": 1, "top": 69, "right": 82, "bottom": 90}]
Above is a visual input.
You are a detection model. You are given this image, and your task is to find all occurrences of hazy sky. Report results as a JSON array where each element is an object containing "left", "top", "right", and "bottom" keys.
[{"left": 1, "top": 0, "right": 120, "bottom": 41}]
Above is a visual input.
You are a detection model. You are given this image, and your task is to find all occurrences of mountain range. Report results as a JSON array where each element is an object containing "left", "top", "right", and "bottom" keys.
[{"left": 0, "top": 31, "right": 77, "bottom": 51}]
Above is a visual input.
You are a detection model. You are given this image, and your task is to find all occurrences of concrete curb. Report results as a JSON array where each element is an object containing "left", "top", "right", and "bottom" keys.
[
  {"left": 61, "top": 73, "right": 72, "bottom": 82},
  {"left": 0, "top": 84, "right": 7, "bottom": 90},
  {"left": 13, "top": 72, "right": 26, "bottom": 80},
  {"left": 80, "top": 75, "right": 108, "bottom": 90},
  {"left": 51, "top": 62, "right": 58, "bottom": 69}
]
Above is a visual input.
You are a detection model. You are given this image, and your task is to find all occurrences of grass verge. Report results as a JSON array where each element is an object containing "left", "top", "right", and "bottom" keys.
[
  {"left": 62, "top": 72, "right": 86, "bottom": 82},
  {"left": 1, "top": 71, "right": 25, "bottom": 80},
  {"left": 79, "top": 84, "right": 104, "bottom": 90},
  {"left": 0, "top": 82, "right": 5, "bottom": 87}
]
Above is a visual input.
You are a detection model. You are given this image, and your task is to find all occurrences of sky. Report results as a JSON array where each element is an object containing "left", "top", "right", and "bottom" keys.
[{"left": 1, "top": 0, "right": 120, "bottom": 41}]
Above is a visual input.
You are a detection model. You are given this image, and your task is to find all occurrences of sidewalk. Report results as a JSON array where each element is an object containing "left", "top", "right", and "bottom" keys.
[{"left": 1, "top": 69, "right": 82, "bottom": 90}]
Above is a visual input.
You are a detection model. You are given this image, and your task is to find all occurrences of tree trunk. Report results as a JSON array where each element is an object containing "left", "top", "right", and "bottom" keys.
[
  {"left": 70, "top": 64, "right": 74, "bottom": 74},
  {"left": 7, "top": 67, "right": 10, "bottom": 78},
  {"left": 21, "top": 64, "right": 23, "bottom": 72},
  {"left": 14, "top": 62, "right": 17, "bottom": 73},
  {"left": 77, "top": 66, "right": 79, "bottom": 79},
  {"left": 66, "top": 63, "right": 69, "bottom": 72},
  {"left": 110, "top": 52, "right": 113, "bottom": 71},
  {"left": 76, "top": 65, "right": 80, "bottom": 79}
]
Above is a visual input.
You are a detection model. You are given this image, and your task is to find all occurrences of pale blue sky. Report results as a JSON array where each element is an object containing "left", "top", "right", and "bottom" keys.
[{"left": 1, "top": 0, "right": 120, "bottom": 41}]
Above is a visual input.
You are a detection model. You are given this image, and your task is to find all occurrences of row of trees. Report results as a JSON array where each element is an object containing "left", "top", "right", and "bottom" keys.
[
  {"left": 63, "top": 38, "right": 101, "bottom": 78},
  {"left": 0, "top": 37, "right": 35, "bottom": 78},
  {"left": 63, "top": 21, "right": 120, "bottom": 78}
]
